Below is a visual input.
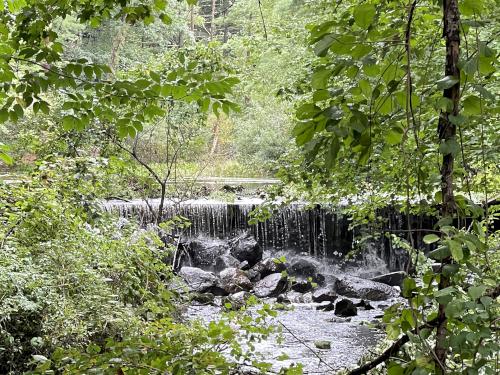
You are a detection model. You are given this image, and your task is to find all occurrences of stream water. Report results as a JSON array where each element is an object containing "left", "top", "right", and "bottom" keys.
[{"left": 104, "top": 197, "right": 408, "bottom": 373}]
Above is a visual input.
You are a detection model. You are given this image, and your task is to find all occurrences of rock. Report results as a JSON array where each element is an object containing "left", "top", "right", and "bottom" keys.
[
  {"left": 355, "top": 299, "right": 374, "bottom": 310},
  {"left": 325, "top": 317, "right": 351, "bottom": 323},
  {"left": 178, "top": 267, "right": 218, "bottom": 293},
  {"left": 214, "top": 254, "right": 241, "bottom": 273},
  {"left": 218, "top": 268, "right": 253, "bottom": 294},
  {"left": 191, "top": 292, "right": 215, "bottom": 305},
  {"left": 316, "top": 302, "right": 335, "bottom": 312},
  {"left": 312, "top": 286, "right": 338, "bottom": 303},
  {"left": 314, "top": 340, "right": 331, "bottom": 350},
  {"left": 302, "top": 292, "right": 313, "bottom": 303},
  {"left": 285, "top": 291, "right": 306, "bottom": 303},
  {"left": 244, "top": 268, "right": 261, "bottom": 283},
  {"left": 229, "top": 233, "right": 263, "bottom": 267},
  {"left": 335, "top": 275, "right": 398, "bottom": 301},
  {"left": 291, "top": 279, "right": 313, "bottom": 293},
  {"left": 370, "top": 271, "right": 406, "bottom": 287},
  {"left": 276, "top": 294, "right": 291, "bottom": 304},
  {"left": 251, "top": 257, "right": 287, "bottom": 278},
  {"left": 224, "top": 291, "right": 251, "bottom": 309},
  {"left": 334, "top": 299, "right": 358, "bottom": 317},
  {"left": 254, "top": 273, "right": 288, "bottom": 298},
  {"left": 185, "top": 240, "right": 227, "bottom": 268},
  {"left": 289, "top": 258, "right": 319, "bottom": 276}
]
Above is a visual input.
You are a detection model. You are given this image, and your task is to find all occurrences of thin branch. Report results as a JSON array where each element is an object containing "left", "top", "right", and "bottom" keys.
[{"left": 257, "top": 0, "right": 268, "bottom": 41}]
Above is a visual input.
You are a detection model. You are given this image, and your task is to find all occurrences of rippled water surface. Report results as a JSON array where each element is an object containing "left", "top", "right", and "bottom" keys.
[{"left": 188, "top": 299, "right": 387, "bottom": 374}]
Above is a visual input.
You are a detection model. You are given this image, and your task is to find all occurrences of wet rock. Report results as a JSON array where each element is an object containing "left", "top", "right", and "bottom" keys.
[
  {"left": 302, "top": 292, "right": 313, "bottom": 303},
  {"left": 355, "top": 300, "right": 375, "bottom": 310},
  {"left": 185, "top": 240, "right": 227, "bottom": 268},
  {"left": 218, "top": 267, "right": 253, "bottom": 294},
  {"left": 316, "top": 302, "right": 335, "bottom": 312},
  {"left": 276, "top": 294, "right": 291, "bottom": 304},
  {"left": 312, "top": 286, "right": 338, "bottom": 303},
  {"left": 314, "top": 340, "right": 331, "bottom": 350},
  {"left": 289, "top": 258, "right": 325, "bottom": 284},
  {"left": 334, "top": 299, "right": 358, "bottom": 317},
  {"left": 286, "top": 291, "right": 306, "bottom": 303},
  {"left": 244, "top": 268, "right": 262, "bottom": 283},
  {"left": 251, "top": 257, "right": 287, "bottom": 278},
  {"left": 254, "top": 273, "right": 288, "bottom": 298},
  {"left": 229, "top": 232, "right": 263, "bottom": 267},
  {"left": 325, "top": 317, "right": 351, "bottom": 323},
  {"left": 291, "top": 279, "right": 314, "bottom": 293},
  {"left": 191, "top": 292, "right": 215, "bottom": 305},
  {"left": 335, "top": 275, "right": 398, "bottom": 301},
  {"left": 178, "top": 267, "right": 218, "bottom": 293},
  {"left": 370, "top": 271, "right": 406, "bottom": 287},
  {"left": 214, "top": 254, "right": 241, "bottom": 272},
  {"left": 224, "top": 291, "right": 251, "bottom": 310}
]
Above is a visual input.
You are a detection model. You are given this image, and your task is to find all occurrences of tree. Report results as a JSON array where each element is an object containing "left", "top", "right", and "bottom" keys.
[{"left": 292, "top": 0, "right": 499, "bottom": 373}]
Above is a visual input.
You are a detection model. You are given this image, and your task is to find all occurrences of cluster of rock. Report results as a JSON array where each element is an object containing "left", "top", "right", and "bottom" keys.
[{"left": 176, "top": 233, "right": 404, "bottom": 317}]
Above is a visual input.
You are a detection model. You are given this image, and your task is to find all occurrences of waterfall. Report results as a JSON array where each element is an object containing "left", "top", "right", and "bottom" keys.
[
  {"left": 102, "top": 198, "right": 353, "bottom": 258},
  {"left": 102, "top": 198, "right": 432, "bottom": 271}
]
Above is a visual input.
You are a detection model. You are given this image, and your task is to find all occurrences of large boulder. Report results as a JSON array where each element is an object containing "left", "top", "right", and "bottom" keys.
[
  {"left": 312, "top": 286, "right": 338, "bottom": 303},
  {"left": 185, "top": 239, "right": 227, "bottom": 269},
  {"left": 288, "top": 258, "right": 325, "bottom": 284},
  {"left": 370, "top": 271, "right": 406, "bottom": 287},
  {"left": 254, "top": 273, "right": 288, "bottom": 298},
  {"left": 217, "top": 267, "right": 253, "bottom": 294},
  {"left": 250, "top": 257, "right": 287, "bottom": 279},
  {"left": 229, "top": 233, "right": 263, "bottom": 267},
  {"left": 334, "top": 299, "right": 358, "bottom": 317},
  {"left": 335, "top": 275, "right": 398, "bottom": 301},
  {"left": 178, "top": 267, "right": 218, "bottom": 293},
  {"left": 214, "top": 254, "right": 241, "bottom": 273}
]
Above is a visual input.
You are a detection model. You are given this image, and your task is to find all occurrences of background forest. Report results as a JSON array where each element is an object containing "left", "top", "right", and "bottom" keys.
[{"left": 0, "top": 0, "right": 499, "bottom": 374}]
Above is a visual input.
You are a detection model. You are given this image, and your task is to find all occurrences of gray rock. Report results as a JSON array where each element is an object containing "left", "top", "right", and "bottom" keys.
[
  {"left": 312, "top": 286, "right": 338, "bottom": 303},
  {"left": 251, "top": 257, "right": 287, "bottom": 278},
  {"left": 288, "top": 258, "right": 325, "bottom": 284},
  {"left": 178, "top": 267, "right": 218, "bottom": 293},
  {"left": 244, "top": 268, "right": 262, "bottom": 283},
  {"left": 334, "top": 299, "right": 358, "bottom": 317},
  {"left": 214, "top": 254, "right": 241, "bottom": 272},
  {"left": 302, "top": 292, "right": 313, "bottom": 303},
  {"left": 314, "top": 340, "right": 331, "bottom": 349},
  {"left": 191, "top": 292, "right": 215, "bottom": 304},
  {"left": 224, "top": 291, "right": 251, "bottom": 310},
  {"left": 370, "top": 271, "right": 406, "bottom": 287},
  {"left": 218, "top": 267, "right": 253, "bottom": 294},
  {"left": 335, "top": 275, "right": 398, "bottom": 301},
  {"left": 254, "top": 273, "right": 288, "bottom": 298},
  {"left": 185, "top": 240, "right": 227, "bottom": 268},
  {"left": 229, "top": 233, "right": 263, "bottom": 267}
]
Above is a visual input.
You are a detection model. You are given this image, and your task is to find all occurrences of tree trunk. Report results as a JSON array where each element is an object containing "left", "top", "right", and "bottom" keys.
[
  {"left": 210, "top": 0, "right": 216, "bottom": 38},
  {"left": 434, "top": 0, "right": 460, "bottom": 372}
]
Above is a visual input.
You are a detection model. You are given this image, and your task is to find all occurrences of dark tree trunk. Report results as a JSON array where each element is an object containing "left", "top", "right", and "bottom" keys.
[{"left": 435, "top": 0, "right": 460, "bottom": 372}]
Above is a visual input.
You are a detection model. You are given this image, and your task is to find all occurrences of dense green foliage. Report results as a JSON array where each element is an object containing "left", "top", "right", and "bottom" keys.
[{"left": 0, "top": 0, "right": 498, "bottom": 374}]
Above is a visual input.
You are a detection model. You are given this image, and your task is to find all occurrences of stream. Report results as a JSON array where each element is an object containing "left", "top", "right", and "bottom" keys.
[{"left": 104, "top": 197, "right": 409, "bottom": 373}]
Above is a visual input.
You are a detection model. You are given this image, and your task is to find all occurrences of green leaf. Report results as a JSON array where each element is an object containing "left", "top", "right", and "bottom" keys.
[
  {"left": 423, "top": 234, "right": 440, "bottom": 244},
  {"left": 386, "top": 127, "right": 403, "bottom": 145},
  {"left": 311, "top": 67, "right": 332, "bottom": 89},
  {"left": 314, "top": 34, "right": 336, "bottom": 57},
  {"left": 186, "top": 0, "right": 197, "bottom": 5},
  {"left": 354, "top": 4, "right": 376, "bottom": 28},
  {"left": 448, "top": 239, "right": 463, "bottom": 261},
  {"left": 439, "top": 138, "right": 460, "bottom": 156},
  {"left": 0, "top": 151, "right": 13, "bottom": 165},
  {"left": 468, "top": 285, "right": 487, "bottom": 300},
  {"left": 436, "top": 75, "right": 460, "bottom": 90},
  {"left": 463, "top": 95, "right": 481, "bottom": 115},
  {"left": 62, "top": 115, "right": 77, "bottom": 130}
]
